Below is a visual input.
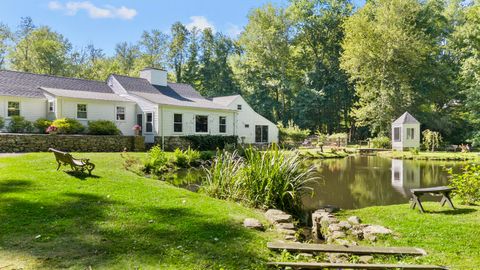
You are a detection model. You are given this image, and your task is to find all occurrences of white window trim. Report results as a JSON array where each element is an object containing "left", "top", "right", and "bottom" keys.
[
  {"left": 173, "top": 113, "right": 183, "bottom": 134},
  {"left": 115, "top": 106, "right": 126, "bottom": 122},
  {"left": 195, "top": 115, "right": 209, "bottom": 134},
  {"left": 48, "top": 101, "right": 55, "bottom": 113},
  {"left": 219, "top": 116, "right": 227, "bottom": 134},
  {"left": 76, "top": 104, "right": 88, "bottom": 120},
  {"left": 6, "top": 100, "right": 21, "bottom": 118},
  {"left": 145, "top": 112, "right": 154, "bottom": 134}
]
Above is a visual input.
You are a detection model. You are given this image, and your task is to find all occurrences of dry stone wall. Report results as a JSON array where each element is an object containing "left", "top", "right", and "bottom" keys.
[{"left": 0, "top": 134, "right": 145, "bottom": 152}]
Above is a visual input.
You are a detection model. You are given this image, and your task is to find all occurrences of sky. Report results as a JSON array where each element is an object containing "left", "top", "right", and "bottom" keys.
[{"left": 0, "top": 0, "right": 365, "bottom": 56}]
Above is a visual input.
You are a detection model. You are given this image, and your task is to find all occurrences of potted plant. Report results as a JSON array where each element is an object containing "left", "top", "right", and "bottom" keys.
[{"left": 132, "top": 124, "right": 142, "bottom": 136}]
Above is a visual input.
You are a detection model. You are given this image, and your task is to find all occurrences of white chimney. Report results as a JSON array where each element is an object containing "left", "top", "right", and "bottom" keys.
[{"left": 140, "top": 67, "right": 167, "bottom": 86}]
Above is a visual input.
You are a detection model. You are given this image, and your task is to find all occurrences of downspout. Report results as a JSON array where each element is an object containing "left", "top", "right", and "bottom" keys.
[{"left": 161, "top": 106, "right": 165, "bottom": 151}]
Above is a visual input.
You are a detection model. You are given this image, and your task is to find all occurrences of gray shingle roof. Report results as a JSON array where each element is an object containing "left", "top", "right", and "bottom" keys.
[
  {"left": 112, "top": 74, "right": 232, "bottom": 110},
  {"left": 0, "top": 70, "right": 114, "bottom": 98},
  {"left": 41, "top": 87, "right": 133, "bottom": 102},
  {"left": 393, "top": 112, "right": 420, "bottom": 124},
  {"left": 211, "top": 95, "right": 240, "bottom": 106}
]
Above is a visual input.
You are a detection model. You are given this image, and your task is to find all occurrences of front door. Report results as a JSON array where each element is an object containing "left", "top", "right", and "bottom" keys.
[{"left": 136, "top": 114, "right": 143, "bottom": 135}]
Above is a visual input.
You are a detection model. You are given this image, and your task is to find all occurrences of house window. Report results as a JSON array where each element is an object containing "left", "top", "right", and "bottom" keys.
[
  {"left": 219, "top": 116, "right": 226, "bottom": 133},
  {"left": 195, "top": 115, "right": 208, "bottom": 133},
  {"left": 116, "top": 106, "right": 125, "bottom": 121},
  {"left": 393, "top": 127, "right": 401, "bottom": 142},
  {"left": 255, "top": 125, "right": 269, "bottom": 143},
  {"left": 174, "top": 113, "right": 183, "bottom": 132},
  {"left": 146, "top": 112, "right": 153, "bottom": 133},
  {"left": 7, "top": 101, "right": 20, "bottom": 117},
  {"left": 48, "top": 101, "right": 55, "bottom": 112},
  {"left": 77, "top": 104, "right": 87, "bottom": 119},
  {"left": 406, "top": 128, "right": 414, "bottom": 140},
  {"left": 245, "top": 124, "right": 249, "bottom": 128},
  {"left": 237, "top": 104, "right": 242, "bottom": 110}
]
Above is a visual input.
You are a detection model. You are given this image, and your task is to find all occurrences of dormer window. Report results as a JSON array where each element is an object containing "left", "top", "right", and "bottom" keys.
[{"left": 237, "top": 104, "right": 242, "bottom": 110}]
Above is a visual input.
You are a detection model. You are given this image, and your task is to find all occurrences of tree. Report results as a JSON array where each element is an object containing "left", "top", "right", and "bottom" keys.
[
  {"left": 183, "top": 27, "right": 201, "bottom": 89},
  {"left": 422, "top": 129, "right": 442, "bottom": 151},
  {"left": 341, "top": 0, "right": 442, "bottom": 135},
  {"left": 0, "top": 23, "right": 11, "bottom": 68},
  {"left": 169, "top": 22, "right": 189, "bottom": 82},
  {"left": 10, "top": 26, "right": 72, "bottom": 75},
  {"left": 289, "top": 0, "right": 354, "bottom": 133},
  {"left": 139, "top": 29, "right": 169, "bottom": 69},
  {"left": 10, "top": 17, "right": 35, "bottom": 72},
  {"left": 114, "top": 42, "right": 139, "bottom": 75}
]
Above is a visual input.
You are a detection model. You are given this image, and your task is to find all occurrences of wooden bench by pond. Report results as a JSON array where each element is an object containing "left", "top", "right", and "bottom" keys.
[
  {"left": 49, "top": 148, "right": 95, "bottom": 175},
  {"left": 410, "top": 186, "right": 455, "bottom": 213}
]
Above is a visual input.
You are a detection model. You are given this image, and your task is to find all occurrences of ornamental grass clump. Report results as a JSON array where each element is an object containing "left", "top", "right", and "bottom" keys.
[{"left": 202, "top": 146, "right": 315, "bottom": 214}]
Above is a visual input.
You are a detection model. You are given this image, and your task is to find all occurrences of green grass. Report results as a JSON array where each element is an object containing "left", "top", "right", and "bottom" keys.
[
  {"left": 339, "top": 202, "right": 480, "bottom": 269},
  {"left": 0, "top": 153, "right": 281, "bottom": 269},
  {"left": 378, "top": 151, "right": 480, "bottom": 161}
]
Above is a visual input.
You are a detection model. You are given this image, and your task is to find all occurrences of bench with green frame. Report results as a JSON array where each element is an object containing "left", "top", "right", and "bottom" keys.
[{"left": 49, "top": 148, "right": 95, "bottom": 175}]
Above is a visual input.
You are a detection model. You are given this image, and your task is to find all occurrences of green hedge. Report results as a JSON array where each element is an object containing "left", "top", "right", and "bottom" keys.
[
  {"left": 185, "top": 135, "right": 238, "bottom": 150},
  {"left": 88, "top": 120, "right": 121, "bottom": 135},
  {"left": 7, "top": 116, "right": 34, "bottom": 133}
]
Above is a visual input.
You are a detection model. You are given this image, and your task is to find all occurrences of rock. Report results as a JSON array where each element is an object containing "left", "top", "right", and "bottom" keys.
[
  {"left": 243, "top": 218, "right": 264, "bottom": 230},
  {"left": 334, "top": 238, "right": 351, "bottom": 246},
  {"left": 319, "top": 205, "right": 340, "bottom": 213},
  {"left": 265, "top": 209, "right": 292, "bottom": 224},
  {"left": 348, "top": 216, "right": 361, "bottom": 225},
  {"left": 284, "top": 235, "right": 296, "bottom": 241},
  {"left": 279, "top": 229, "right": 296, "bottom": 235},
  {"left": 276, "top": 223, "right": 295, "bottom": 230},
  {"left": 330, "top": 231, "right": 346, "bottom": 239},
  {"left": 338, "top": 221, "right": 352, "bottom": 230},
  {"left": 328, "top": 253, "right": 349, "bottom": 263},
  {"left": 359, "top": 255, "right": 374, "bottom": 264},
  {"left": 365, "top": 234, "right": 377, "bottom": 242},
  {"left": 328, "top": 224, "right": 342, "bottom": 232},
  {"left": 363, "top": 225, "right": 392, "bottom": 235},
  {"left": 351, "top": 228, "right": 364, "bottom": 240}
]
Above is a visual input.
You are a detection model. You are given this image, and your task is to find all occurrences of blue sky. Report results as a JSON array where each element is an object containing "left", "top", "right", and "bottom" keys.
[{"left": 0, "top": 0, "right": 364, "bottom": 55}]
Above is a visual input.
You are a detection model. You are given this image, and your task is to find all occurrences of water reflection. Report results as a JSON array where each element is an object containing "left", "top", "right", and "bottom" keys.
[{"left": 302, "top": 156, "right": 464, "bottom": 210}]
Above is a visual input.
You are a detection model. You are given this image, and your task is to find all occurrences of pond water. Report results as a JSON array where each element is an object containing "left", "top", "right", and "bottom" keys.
[{"left": 301, "top": 155, "right": 466, "bottom": 211}]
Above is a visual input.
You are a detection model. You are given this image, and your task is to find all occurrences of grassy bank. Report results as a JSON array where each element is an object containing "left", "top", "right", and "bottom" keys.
[
  {"left": 339, "top": 202, "right": 480, "bottom": 269},
  {"left": 0, "top": 153, "right": 281, "bottom": 269},
  {"left": 377, "top": 151, "right": 480, "bottom": 161}
]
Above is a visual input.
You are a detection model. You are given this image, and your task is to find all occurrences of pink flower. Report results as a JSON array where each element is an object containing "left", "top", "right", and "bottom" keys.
[
  {"left": 46, "top": 125, "right": 58, "bottom": 134},
  {"left": 132, "top": 124, "right": 142, "bottom": 131}
]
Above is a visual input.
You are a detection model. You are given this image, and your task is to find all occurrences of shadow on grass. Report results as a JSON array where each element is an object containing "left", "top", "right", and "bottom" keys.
[
  {"left": 0, "top": 191, "right": 265, "bottom": 269},
  {"left": 65, "top": 171, "right": 100, "bottom": 180},
  {"left": 0, "top": 180, "right": 32, "bottom": 194},
  {"left": 426, "top": 207, "right": 477, "bottom": 215}
]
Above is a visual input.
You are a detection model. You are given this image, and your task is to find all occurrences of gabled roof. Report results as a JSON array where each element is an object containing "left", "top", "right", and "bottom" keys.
[
  {"left": 393, "top": 112, "right": 420, "bottom": 125},
  {"left": 41, "top": 87, "right": 133, "bottom": 102},
  {"left": 0, "top": 70, "right": 116, "bottom": 98},
  {"left": 211, "top": 95, "right": 240, "bottom": 106},
  {"left": 111, "top": 74, "right": 233, "bottom": 110}
]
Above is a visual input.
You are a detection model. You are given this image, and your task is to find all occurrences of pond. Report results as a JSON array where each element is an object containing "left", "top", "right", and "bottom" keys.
[{"left": 302, "top": 155, "right": 466, "bottom": 211}]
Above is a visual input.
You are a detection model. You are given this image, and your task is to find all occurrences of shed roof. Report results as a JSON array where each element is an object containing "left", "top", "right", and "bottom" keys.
[{"left": 393, "top": 112, "right": 420, "bottom": 125}]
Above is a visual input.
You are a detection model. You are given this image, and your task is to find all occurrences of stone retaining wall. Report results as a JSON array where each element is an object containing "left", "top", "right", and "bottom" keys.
[
  {"left": 0, "top": 133, "right": 145, "bottom": 153},
  {"left": 154, "top": 136, "right": 191, "bottom": 151}
]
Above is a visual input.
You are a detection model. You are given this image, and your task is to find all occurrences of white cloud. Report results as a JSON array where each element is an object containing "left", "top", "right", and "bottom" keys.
[
  {"left": 226, "top": 23, "right": 242, "bottom": 37},
  {"left": 185, "top": 16, "right": 215, "bottom": 32},
  {"left": 48, "top": 1, "right": 137, "bottom": 20}
]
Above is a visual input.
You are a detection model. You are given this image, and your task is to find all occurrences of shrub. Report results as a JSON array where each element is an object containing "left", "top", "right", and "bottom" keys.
[
  {"left": 34, "top": 118, "right": 52, "bottom": 134},
  {"left": 422, "top": 129, "right": 442, "bottom": 151},
  {"left": 370, "top": 136, "right": 391, "bottom": 149},
  {"left": 328, "top": 133, "right": 348, "bottom": 147},
  {"left": 185, "top": 135, "right": 238, "bottom": 150},
  {"left": 121, "top": 152, "right": 146, "bottom": 176},
  {"left": 315, "top": 130, "right": 328, "bottom": 152},
  {"left": 202, "top": 146, "right": 316, "bottom": 214},
  {"left": 447, "top": 164, "right": 480, "bottom": 205},
  {"left": 51, "top": 118, "right": 84, "bottom": 134},
  {"left": 144, "top": 146, "right": 172, "bottom": 175},
  {"left": 7, "top": 116, "right": 34, "bottom": 133},
  {"left": 409, "top": 147, "right": 419, "bottom": 155},
  {"left": 199, "top": 151, "right": 215, "bottom": 161},
  {"left": 88, "top": 120, "right": 121, "bottom": 135},
  {"left": 173, "top": 147, "right": 202, "bottom": 168},
  {"left": 278, "top": 120, "right": 310, "bottom": 145},
  {"left": 0, "top": 116, "right": 4, "bottom": 130}
]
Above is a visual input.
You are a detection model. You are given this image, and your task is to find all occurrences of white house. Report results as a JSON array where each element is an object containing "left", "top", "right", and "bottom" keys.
[
  {"left": 0, "top": 68, "right": 278, "bottom": 145},
  {"left": 391, "top": 112, "right": 420, "bottom": 150}
]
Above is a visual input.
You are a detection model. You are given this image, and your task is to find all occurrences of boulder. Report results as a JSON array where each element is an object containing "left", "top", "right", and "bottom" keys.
[
  {"left": 363, "top": 225, "right": 392, "bottom": 236},
  {"left": 243, "top": 218, "right": 264, "bottom": 230},
  {"left": 359, "top": 255, "right": 374, "bottom": 264},
  {"left": 347, "top": 216, "right": 361, "bottom": 225},
  {"left": 330, "top": 231, "right": 346, "bottom": 240},
  {"left": 276, "top": 223, "right": 295, "bottom": 230},
  {"left": 338, "top": 221, "right": 352, "bottom": 230},
  {"left": 328, "top": 224, "right": 342, "bottom": 232},
  {"left": 265, "top": 209, "right": 292, "bottom": 224}
]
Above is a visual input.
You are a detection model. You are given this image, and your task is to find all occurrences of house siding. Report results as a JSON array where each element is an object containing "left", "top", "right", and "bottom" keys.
[{"left": 0, "top": 96, "right": 47, "bottom": 128}]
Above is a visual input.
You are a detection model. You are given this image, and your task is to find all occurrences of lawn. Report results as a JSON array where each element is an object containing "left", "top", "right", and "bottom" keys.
[
  {"left": 378, "top": 151, "right": 480, "bottom": 161},
  {"left": 0, "top": 153, "right": 281, "bottom": 269},
  {"left": 339, "top": 202, "right": 480, "bottom": 269}
]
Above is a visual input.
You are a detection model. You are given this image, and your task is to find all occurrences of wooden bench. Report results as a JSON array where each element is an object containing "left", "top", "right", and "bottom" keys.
[
  {"left": 49, "top": 148, "right": 95, "bottom": 175},
  {"left": 268, "top": 262, "right": 448, "bottom": 269},
  {"left": 410, "top": 186, "right": 455, "bottom": 213}
]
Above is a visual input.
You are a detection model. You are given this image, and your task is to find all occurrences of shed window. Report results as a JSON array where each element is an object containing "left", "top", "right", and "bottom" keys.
[
  {"left": 255, "top": 125, "right": 269, "bottom": 143},
  {"left": 48, "top": 101, "right": 55, "bottom": 112},
  {"left": 77, "top": 104, "right": 87, "bottom": 119},
  {"left": 219, "top": 116, "right": 226, "bottom": 133},
  {"left": 7, "top": 101, "right": 20, "bottom": 117},
  {"left": 174, "top": 113, "right": 183, "bottom": 132},
  {"left": 116, "top": 106, "right": 125, "bottom": 121},
  {"left": 406, "top": 128, "right": 414, "bottom": 140},
  {"left": 195, "top": 115, "right": 208, "bottom": 133},
  {"left": 245, "top": 124, "right": 249, "bottom": 128},
  {"left": 146, "top": 112, "right": 153, "bottom": 133},
  {"left": 237, "top": 104, "right": 242, "bottom": 110},
  {"left": 393, "top": 127, "right": 401, "bottom": 142}
]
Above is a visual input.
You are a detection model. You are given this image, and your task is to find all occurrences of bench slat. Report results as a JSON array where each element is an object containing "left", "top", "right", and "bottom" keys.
[
  {"left": 267, "top": 262, "right": 448, "bottom": 269},
  {"left": 410, "top": 186, "right": 453, "bottom": 193},
  {"left": 267, "top": 242, "right": 426, "bottom": 255}
]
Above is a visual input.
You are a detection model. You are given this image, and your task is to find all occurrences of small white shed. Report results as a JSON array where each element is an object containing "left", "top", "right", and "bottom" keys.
[{"left": 391, "top": 112, "right": 420, "bottom": 150}]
